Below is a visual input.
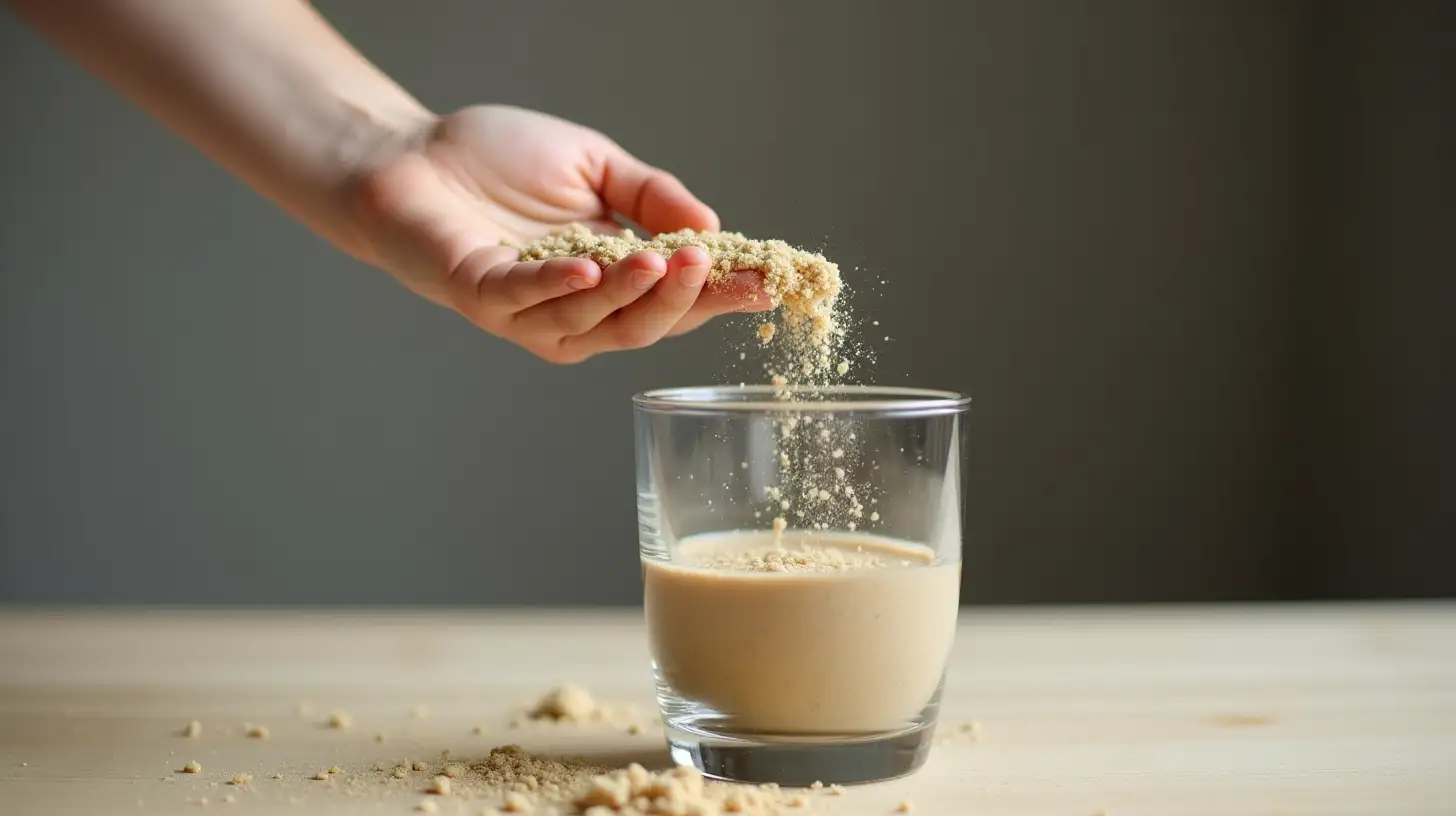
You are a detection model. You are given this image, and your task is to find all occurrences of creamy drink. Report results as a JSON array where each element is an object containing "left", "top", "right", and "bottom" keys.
[{"left": 643, "top": 530, "right": 961, "bottom": 736}]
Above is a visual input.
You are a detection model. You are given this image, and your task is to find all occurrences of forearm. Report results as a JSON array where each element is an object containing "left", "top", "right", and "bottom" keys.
[{"left": 8, "top": 0, "right": 436, "bottom": 260}]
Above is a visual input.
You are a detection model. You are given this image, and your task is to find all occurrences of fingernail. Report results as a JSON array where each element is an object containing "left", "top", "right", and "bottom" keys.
[
  {"left": 632, "top": 268, "right": 662, "bottom": 290},
  {"left": 566, "top": 275, "right": 595, "bottom": 290},
  {"left": 680, "top": 265, "right": 708, "bottom": 288}
]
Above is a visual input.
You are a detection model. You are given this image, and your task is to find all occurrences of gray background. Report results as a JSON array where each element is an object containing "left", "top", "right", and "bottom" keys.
[{"left": 1, "top": 1, "right": 1452, "bottom": 606}]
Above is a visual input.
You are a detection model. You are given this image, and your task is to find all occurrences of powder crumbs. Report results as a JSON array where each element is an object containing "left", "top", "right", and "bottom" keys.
[
  {"left": 522, "top": 684, "right": 649, "bottom": 732},
  {"left": 511, "top": 223, "right": 842, "bottom": 342},
  {"left": 688, "top": 540, "right": 890, "bottom": 574},
  {"left": 527, "top": 683, "right": 597, "bottom": 723},
  {"left": 365, "top": 744, "right": 833, "bottom": 814}
]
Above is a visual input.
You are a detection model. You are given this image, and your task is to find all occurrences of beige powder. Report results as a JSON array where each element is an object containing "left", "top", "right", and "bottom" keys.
[
  {"left": 357, "top": 743, "right": 829, "bottom": 815},
  {"left": 522, "top": 684, "right": 650, "bottom": 733},
  {"left": 511, "top": 223, "right": 841, "bottom": 337},
  {"left": 527, "top": 684, "right": 598, "bottom": 723},
  {"left": 682, "top": 538, "right": 890, "bottom": 574}
]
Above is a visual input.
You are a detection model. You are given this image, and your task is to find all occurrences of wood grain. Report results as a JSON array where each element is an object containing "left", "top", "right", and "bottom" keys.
[{"left": 1, "top": 603, "right": 1453, "bottom": 814}]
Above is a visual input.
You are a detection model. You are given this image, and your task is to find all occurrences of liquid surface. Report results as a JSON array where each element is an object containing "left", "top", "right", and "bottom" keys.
[{"left": 643, "top": 530, "right": 960, "bottom": 735}]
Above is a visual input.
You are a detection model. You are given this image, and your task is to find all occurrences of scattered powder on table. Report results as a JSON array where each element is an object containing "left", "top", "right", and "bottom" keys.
[
  {"left": 364, "top": 744, "right": 831, "bottom": 814},
  {"left": 523, "top": 684, "right": 649, "bottom": 733},
  {"left": 527, "top": 683, "right": 598, "bottom": 723},
  {"left": 229, "top": 773, "right": 252, "bottom": 786}
]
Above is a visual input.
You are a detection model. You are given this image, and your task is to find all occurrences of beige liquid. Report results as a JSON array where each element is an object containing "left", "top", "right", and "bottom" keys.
[{"left": 643, "top": 530, "right": 961, "bottom": 735}]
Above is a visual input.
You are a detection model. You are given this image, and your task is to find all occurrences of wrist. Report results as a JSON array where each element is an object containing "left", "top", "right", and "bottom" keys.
[{"left": 323, "top": 95, "right": 438, "bottom": 264}]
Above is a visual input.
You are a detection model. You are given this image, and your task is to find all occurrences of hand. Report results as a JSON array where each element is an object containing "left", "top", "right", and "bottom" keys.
[{"left": 350, "top": 105, "right": 768, "bottom": 363}]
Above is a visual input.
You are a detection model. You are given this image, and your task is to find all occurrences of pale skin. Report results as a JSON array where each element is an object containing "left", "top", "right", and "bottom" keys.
[{"left": 8, "top": 0, "right": 769, "bottom": 364}]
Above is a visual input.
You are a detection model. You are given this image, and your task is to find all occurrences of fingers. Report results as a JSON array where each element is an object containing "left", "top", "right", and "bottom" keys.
[
  {"left": 474, "top": 256, "right": 601, "bottom": 314},
  {"left": 559, "top": 246, "right": 712, "bottom": 358},
  {"left": 599, "top": 149, "right": 720, "bottom": 234},
  {"left": 511, "top": 250, "right": 665, "bottom": 339},
  {"left": 665, "top": 270, "right": 775, "bottom": 337},
  {"left": 451, "top": 244, "right": 768, "bottom": 364}
]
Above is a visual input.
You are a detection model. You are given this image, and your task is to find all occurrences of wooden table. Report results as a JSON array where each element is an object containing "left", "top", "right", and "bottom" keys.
[{"left": 1, "top": 604, "right": 1453, "bottom": 815}]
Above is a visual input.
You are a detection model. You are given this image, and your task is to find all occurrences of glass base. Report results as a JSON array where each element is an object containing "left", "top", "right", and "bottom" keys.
[{"left": 663, "top": 718, "right": 936, "bottom": 787}]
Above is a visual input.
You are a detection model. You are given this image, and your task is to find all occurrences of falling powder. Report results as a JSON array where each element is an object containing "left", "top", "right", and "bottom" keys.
[{"left": 514, "top": 223, "right": 885, "bottom": 540}]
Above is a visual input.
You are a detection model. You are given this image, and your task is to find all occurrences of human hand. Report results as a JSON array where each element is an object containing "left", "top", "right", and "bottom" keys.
[{"left": 350, "top": 105, "right": 768, "bottom": 363}]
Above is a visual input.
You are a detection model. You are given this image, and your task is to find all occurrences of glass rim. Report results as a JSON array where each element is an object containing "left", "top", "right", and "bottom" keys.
[{"left": 632, "top": 384, "right": 971, "bottom": 417}]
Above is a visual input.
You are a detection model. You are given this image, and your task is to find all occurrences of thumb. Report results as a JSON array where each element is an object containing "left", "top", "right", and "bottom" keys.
[
  {"left": 598, "top": 147, "right": 720, "bottom": 235},
  {"left": 354, "top": 153, "right": 507, "bottom": 310}
]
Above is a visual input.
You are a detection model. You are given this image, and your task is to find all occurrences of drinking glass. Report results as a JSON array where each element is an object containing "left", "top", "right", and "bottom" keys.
[{"left": 633, "top": 384, "right": 969, "bottom": 785}]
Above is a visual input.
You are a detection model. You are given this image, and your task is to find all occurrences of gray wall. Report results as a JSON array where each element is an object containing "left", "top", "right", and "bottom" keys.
[{"left": 2, "top": 1, "right": 1452, "bottom": 606}]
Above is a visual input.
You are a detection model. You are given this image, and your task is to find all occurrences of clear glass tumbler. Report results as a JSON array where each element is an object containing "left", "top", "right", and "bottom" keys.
[{"left": 634, "top": 384, "right": 969, "bottom": 786}]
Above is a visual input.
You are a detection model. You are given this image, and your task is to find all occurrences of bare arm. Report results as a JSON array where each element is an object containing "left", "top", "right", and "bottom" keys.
[
  {"left": 7, "top": 0, "right": 746, "bottom": 363},
  {"left": 8, "top": 0, "right": 436, "bottom": 261}
]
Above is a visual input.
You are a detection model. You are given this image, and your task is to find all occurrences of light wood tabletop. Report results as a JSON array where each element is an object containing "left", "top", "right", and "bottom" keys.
[{"left": 1, "top": 603, "right": 1453, "bottom": 815}]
